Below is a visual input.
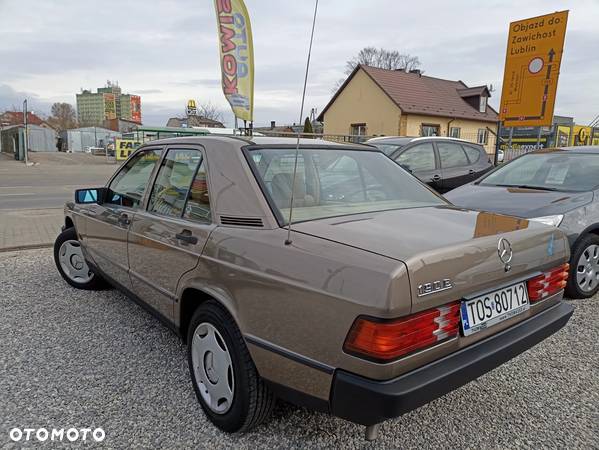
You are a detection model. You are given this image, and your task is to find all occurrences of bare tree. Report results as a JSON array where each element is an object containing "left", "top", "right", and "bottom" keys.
[
  {"left": 334, "top": 47, "right": 422, "bottom": 91},
  {"left": 179, "top": 101, "right": 224, "bottom": 123},
  {"left": 197, "top": 101, "right": 224, "bottom": 123},
  {"left": 47, "top": 102, "right": 78, "bottom": 131}
]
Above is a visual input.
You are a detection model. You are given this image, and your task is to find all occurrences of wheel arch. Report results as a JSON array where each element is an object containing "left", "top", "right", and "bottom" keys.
[
  {"left": 65, "top": 216, "right": 75, "bottom": 229},
  {"left": 178, "top": 286, "right": 239, "bottom": 344},
  {"left": 571, "top": 224, "right": 599, "bottom": 250}
]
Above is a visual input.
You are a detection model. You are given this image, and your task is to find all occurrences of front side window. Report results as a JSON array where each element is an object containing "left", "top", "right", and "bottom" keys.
[
  {"left": 107, "top": 149, "right": 162, "bottom": 208},
  {"left": 395, "top": 143, "right": 436, "bottom": 172},
  {"left": 480, "top": 152, "right": 599, "bottom": 192},
  {"left": 438, "top": 142, "right": 469, "bottom": 168},
  {"left": 148, "top": 149, "right": 203, "bottom": 218},
  {"left": 248, "top": 147, "right": 445, "bottom": 225}
]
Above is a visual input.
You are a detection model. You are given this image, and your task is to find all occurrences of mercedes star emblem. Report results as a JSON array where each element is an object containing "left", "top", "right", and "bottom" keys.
[{"left": 497, "top": 237, "right": 513, "bottom": 271}]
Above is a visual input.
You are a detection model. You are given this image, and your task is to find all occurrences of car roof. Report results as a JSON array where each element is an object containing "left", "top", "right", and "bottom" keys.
[
  {"left": 139, "top": 134, "right": 373, "bottom": 150},
  {"left": 366, "top": 136, "right": 480, "bottom": 146},
  {"left": 527, "top": 146, "right": 599, "bottom": 155}
]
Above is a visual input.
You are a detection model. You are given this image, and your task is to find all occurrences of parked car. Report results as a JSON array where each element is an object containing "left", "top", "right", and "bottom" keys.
[
  {"left": 446, "top": 146, "right": 599, "bottom": 298},
  {"left": 54, "top": 136, "right": 572, "bottom": 440},
  {"left": 366, "top": 136, "right": 494, "bottom": 193}
]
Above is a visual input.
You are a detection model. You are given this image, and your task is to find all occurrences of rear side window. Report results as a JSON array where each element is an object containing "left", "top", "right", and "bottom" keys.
[
  {"left": 395, "top": 143, "right": 436, "bottom": 172},
  {"left": 148, "top": 149, "right": 203, "bottom": 218},
  {"left": 463, "top": 145, "right": 482, "bottom": 163},
  {"left": 184, "top": 159, "right": 211, "bottom": 223},
  {"left": 437, "top": 142, "right": 469, "bottom": 168}
]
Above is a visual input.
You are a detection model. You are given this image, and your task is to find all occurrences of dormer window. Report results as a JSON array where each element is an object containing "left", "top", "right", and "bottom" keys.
[{"left": 479, "top": 95, "right": 487, "bottom": 113}]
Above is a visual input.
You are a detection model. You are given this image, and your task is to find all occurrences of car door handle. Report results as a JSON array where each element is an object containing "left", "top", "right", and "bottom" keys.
[
  {"left": 176, "top": 229, "right": 198, "bottom": 245},
  {"left": 431, "top": 174, "right": 441, "bottom": 182},
  {"left": 468, "top": 169, "right": 476, "bottom": 174},
  {"left": 118, "top": 212, "right": 130, "bottom": 226}
]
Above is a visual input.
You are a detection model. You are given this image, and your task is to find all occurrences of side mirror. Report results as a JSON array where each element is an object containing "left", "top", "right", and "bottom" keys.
[{"left": 75, "top": 187, "right": 106, "bottom": 204}]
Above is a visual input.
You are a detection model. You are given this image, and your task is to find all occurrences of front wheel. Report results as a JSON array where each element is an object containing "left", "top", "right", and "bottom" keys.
[
  {"left": 187, "top": 301, "right": 275, "bottom": 432},
  {"left": 53, "top": 227, "right": 106, "bottom": 290},
  {"left": 566, "top": 234, "right": 599, "bottom": 299}
]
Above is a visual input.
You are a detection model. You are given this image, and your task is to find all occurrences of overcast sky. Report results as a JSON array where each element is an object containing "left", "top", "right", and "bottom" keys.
[{"left": 1, "top": 0, "right": 597, "bottom": 127}]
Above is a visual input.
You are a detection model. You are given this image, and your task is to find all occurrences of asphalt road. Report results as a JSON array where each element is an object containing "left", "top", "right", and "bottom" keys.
[
  {"left": 1, "top": 249, "right": 597, "bottom": 449},
  {"left": 0, "top": 153, "right": 116, "bottom": 210}
]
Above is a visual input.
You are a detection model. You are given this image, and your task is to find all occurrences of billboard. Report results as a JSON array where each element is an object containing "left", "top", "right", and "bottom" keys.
[
  {"left": 130, "top": 95, "right": 141, "bottom": 123},
  {"left": 115, "top": 139, "right": 141, "bottom": 160},
  {"left": 214, "top": 0, "right": 254, "bottom": 122},
  {"left": 499, "top": 11, "right": 569, "bottom": 127},
  {"left": 103, "top": 93, "right": 116, "bottom": 120},
  {"left": 187, "top": 99, "right": 198, "bottom": 116}
]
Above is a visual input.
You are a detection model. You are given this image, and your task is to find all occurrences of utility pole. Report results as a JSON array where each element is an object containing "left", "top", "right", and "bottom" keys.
[{"left": 23, "top": 99, "right": 29, "bottom": 165}]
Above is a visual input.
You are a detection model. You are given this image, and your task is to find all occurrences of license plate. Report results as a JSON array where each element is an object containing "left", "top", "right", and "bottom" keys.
[{"left": 461, "top": 282, "right": 529, "bottom": 336}]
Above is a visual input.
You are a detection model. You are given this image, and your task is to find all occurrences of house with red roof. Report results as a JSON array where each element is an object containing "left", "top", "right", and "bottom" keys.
[
  {"left": 0, "top": 111, "right": 55, "bottom": 130},
  {"left": 317, "top": 65, "right": 498, "bottom": 151}
]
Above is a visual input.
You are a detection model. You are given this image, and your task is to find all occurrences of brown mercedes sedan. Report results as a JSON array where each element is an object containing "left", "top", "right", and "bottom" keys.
[{"left": 54, "top": 136, "right": 573, "bottom": 440}]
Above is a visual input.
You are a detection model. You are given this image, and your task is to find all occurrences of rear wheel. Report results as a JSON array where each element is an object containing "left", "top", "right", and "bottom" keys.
[
  {"left": 53, "top": 227, "right": 106, "bottom": 290},
  {"left": 566, "top": 234, "right": 599, "bottom": 299},
  {"left": 187, "top": 301, "right": 275, "bottom": 432}
]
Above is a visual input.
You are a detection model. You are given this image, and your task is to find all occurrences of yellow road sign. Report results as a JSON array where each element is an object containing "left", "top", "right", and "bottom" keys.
[
  {"left": 499, "top": 11, "right": 568, "bottom": 127},
  {"left": 115, "top": 139, "right": 141, "bottom": 160}
]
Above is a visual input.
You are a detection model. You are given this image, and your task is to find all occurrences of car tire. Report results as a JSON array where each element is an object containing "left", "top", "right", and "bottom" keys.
[
  {"left": 53, "top": 227, "right": 107, "bottom": 290},
  {"left": 187, "top": 301, "right": 275, "bottom": 433},
  {"left": 565, "top": 234, "right": 599, "bottom": 299}
]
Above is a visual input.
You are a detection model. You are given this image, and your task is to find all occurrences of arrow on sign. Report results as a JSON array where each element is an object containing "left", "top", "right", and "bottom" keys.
[{"left": 507, "top": 48, "right": 556, "bottom": 121}]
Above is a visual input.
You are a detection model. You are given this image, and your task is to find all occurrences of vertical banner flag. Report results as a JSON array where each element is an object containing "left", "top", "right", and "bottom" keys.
[{"left": 214, "top": 0, "right": 254, "bottom": 122}]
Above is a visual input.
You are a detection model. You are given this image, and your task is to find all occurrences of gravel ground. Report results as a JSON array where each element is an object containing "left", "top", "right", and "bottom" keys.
[{"left": 1, "top": 249, "right": 597, "bottom": 449}]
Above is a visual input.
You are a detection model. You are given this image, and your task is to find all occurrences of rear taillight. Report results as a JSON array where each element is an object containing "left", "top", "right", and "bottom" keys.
[
  {"left": 527, "top": 263, "right": 569, "bottom": 303},
  {"left": 343, "top": 302, "right": 460, "bottom": 362}
]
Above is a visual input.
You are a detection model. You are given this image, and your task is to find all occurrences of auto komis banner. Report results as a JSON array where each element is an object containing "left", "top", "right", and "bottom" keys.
[{"left": 214, "top": 0, "right": 254, "bottom": 123}]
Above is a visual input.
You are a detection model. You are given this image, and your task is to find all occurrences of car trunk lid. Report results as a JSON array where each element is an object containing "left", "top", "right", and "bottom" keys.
[{"left": 292, "top": 206, "right": 569, "bottom": 313}]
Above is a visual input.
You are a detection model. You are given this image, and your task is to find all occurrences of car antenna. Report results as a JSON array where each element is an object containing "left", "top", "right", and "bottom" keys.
[{"left": 285, "top": 0, "right": 319, "bottom": 246}]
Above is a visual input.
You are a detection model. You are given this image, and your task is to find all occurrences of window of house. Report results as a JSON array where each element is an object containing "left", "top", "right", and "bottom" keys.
[
  {"left": 449, "top": 127, "right": 461, "bottom": 138},
  {"left": 421, "top": 124, "right": 440, "bottom": 137},
  {"left": 479, "top": 95, "right": 487, "bottom": 113},
  {"left": 350, "top": 123, "right": 367, "bottom": 136},
  {"left": 477, "top": 128, "right": 489, "bottom": 145}
]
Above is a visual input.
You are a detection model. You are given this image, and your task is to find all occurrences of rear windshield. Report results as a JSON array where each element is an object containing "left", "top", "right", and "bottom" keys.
[
  {"left": 480, "top": 152, "right": 599, "bottom": 192},
  {"left": 247, "top": 147, "right": 445, "bottom": 225}
]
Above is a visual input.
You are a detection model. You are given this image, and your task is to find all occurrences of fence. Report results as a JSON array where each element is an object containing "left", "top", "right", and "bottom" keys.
[
  {"left": 258, "top": 130, "right": 499, "bottom": 156},
  {"left": 60, "top": 128, "right": 121, "bottom": 152}
]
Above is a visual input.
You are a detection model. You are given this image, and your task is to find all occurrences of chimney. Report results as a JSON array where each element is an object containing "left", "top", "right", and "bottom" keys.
[{"left": 270, "top": 120, "right": 275, "bottom": 130}]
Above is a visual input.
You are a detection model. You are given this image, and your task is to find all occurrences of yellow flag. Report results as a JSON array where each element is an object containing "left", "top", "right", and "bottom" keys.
[{"left": 214, "top": 0, "right": 254, "bottom": 122}]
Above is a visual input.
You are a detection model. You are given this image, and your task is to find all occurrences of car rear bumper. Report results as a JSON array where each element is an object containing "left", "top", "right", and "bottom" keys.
[{"left": 330, "top": 301, "right": 573, "bottom": 426}]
